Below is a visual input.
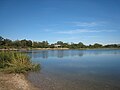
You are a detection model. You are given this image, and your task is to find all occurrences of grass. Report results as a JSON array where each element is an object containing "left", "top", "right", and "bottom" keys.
[{"left": 0, "top": 51, "right": 40, "bottom": 73}]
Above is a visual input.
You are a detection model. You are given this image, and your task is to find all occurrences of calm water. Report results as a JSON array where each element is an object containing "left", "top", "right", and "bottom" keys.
[{"left": 27, "top": 49, "right": 120, "bottom": 90}]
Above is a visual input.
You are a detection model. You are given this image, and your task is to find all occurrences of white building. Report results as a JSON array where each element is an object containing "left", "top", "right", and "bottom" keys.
[{"left": 54, "top": 44, "right": 61, "bottom": 48}]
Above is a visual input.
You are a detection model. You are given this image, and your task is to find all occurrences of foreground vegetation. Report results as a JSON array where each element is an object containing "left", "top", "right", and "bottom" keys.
[
  {"left": 0, "top": 51, "right": 40, "bottom": 73},
  {"left": 0, "top": 36, "right": 120, "bottom": 49}
]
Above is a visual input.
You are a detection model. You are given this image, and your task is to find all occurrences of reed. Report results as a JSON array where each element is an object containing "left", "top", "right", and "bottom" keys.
[{"left": 0, "top": 51, "right": 40, "bottom": 73}]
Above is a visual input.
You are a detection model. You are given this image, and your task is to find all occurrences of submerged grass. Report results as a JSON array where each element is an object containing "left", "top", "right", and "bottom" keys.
[{"left": 0, "top": 51, "right": 40, "bottom": 73}]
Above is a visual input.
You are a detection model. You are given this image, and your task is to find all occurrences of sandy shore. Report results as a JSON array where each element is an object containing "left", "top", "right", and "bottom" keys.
[
  {"left": 0, "top": 48, "right": 69, "bottom": 51},
  {"left": 0, "top": 72, "right": 39, "bottom": 90},
  {"left": 30, "top": 48, "right": 69, "bottom": 50}
]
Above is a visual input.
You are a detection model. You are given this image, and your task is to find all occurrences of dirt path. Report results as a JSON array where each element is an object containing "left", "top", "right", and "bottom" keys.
[{"left": 0, "top": 72, "right": 39, "bottom": 90}]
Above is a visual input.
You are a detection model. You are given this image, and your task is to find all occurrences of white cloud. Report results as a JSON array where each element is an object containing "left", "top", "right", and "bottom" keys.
[
  {"left": 73, "top": 22, "right": 97, "bottom": 27},
  {"left": 69, "top": 21, "right": 107, "bottom": 27},
  {"left": 56, "top": 29, "right": 116, "bottom": 34}
]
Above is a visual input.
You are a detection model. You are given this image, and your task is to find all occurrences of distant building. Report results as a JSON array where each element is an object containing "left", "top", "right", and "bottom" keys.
[{"left": 54, "top": 44, "right": 61, "bottom": 48}]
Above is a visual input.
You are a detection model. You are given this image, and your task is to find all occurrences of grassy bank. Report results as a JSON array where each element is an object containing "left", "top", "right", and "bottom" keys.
[{"left": 0, "top": 51, "right": 40, "bottom": 73}]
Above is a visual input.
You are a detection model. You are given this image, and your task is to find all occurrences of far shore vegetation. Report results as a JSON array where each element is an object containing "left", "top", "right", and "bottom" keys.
[
  {"left": 0, "top": 51, "right": 40, "bottom": 73},
  {"left": 0, "top": 36, "right": 120, "bottom": 50}
]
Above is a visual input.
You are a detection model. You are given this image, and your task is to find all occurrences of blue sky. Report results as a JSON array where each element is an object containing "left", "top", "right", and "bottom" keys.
[{"left": 0, "top": 0, "right": 120, "bottom": 45}]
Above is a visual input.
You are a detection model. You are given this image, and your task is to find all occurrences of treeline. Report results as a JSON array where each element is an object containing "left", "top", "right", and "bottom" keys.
[{"left": 0, "top": 36, "right": 120, "bottom": 49}]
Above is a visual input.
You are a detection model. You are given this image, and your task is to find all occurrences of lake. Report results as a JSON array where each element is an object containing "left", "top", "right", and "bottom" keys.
[{"left": 27, "top": 49, "right": 120, "bottom": 90}]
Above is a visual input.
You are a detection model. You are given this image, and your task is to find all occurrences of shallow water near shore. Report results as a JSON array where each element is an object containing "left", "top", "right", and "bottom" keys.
[{"left": 27, "top": 49, "right": 120, "bottom": 90}]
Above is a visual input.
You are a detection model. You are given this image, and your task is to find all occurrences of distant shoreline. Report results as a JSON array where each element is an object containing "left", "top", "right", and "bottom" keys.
[
  {"left": 0, "top": 48, "right": 120, "bottom": 51},
  {"left": 32, "top": 48, "right": 120, "bottom": 50}
]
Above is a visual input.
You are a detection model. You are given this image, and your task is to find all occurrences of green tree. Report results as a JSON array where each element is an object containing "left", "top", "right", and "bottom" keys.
[
  {"left": 93, "top": 43, "right": 103, "bottom": 48},
  {"left": 32, "top": 41, "right": 39, "bottom": 48},
  {"left": 49, "top": 44, "right": 55, "bottom": 48},
  {"left": 13, "top": 40, "right": 22, "bottom": 48},
  {"left": 56, "top": 41, "right": 64, "bottom": 45},
  {"left": 0, "top": 36, "right": 4, "bottom": 45},
  {"left": 26, "top": 40, "right": 32, "bottom": 47},
  {"left": 42, "top": 41, "right": 49, "bottom": 48},
  {"left": 3, "top": 39, "right": 12, "bottom": 48},
  {"left": 20, "top": 39, "right": 27, "bottom": 48},
  {"left": 78, "top": 42, "right": 85, "bottom": 48}
]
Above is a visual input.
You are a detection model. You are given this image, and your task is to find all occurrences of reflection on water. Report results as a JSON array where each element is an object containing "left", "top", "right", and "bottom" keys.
[
  {"left": 28, "top": 50, "right": 84, "bottom": 59},
  {"left": 27, "top": 49, "right": 120, "bottom": 90},
  {"left": 28, "top": 49, "right": 120, "bottom": 59}
]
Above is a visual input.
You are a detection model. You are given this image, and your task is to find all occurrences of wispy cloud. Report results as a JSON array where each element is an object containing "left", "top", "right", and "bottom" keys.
[
  {"left": 69, "top": 21, "right": 106, "bottom": 27},
  {"left": 56, "top": 29, "right": 116, "bottom": 34},
  {"left": 72, "top": 22, "right": 97, "bottom": 27}
]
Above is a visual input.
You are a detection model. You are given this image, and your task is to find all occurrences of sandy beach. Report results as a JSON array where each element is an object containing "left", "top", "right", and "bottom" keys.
[{"left": 0, "top": 72, "right": 39, "bottom": 90}]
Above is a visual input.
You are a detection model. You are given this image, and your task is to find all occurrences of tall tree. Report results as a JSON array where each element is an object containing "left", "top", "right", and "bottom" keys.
[
  {"left": 78, "top": 42, "right": 85, "bottom": 48},
  {"left": 3, "top": 39, "right": 12, "bottom": 47},
  {"left": 93, "top": 43, "right": 103, "bottom": 48},
  {"left": 0, "top": 36, "right": 4, "bottom": 45}
]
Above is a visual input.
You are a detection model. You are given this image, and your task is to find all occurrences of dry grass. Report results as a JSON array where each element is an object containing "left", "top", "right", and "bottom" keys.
[{"left": 0, "top": 51, "right": 40, "bottom": 73}]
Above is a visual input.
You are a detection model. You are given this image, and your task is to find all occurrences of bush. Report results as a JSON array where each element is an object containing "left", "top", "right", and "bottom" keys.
[{"left": 0, "top": 51, "right": 40, "bottom": 73}]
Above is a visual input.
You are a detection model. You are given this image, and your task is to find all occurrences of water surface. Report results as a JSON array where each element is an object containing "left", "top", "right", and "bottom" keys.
[{"left": 27, "top": 49, "right": 120, "bottom": 90}]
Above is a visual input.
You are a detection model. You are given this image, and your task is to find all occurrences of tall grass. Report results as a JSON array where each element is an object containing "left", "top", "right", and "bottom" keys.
[{"left": 0, "top": 51, "right": 40, "bottom": 73}]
